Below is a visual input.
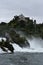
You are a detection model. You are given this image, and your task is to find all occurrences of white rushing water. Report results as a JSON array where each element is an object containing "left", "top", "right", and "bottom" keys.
[
  {"left": 12, "top": 36, "right": 43, "bottom": 53},
  {"left": 27, "top": 37, "right": 43, "bottom": 52},
  {"left": 0, "top": 37, "right": 43, "bottom": 53}
]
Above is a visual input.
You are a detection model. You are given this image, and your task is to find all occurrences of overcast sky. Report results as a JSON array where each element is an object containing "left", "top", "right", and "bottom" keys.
[{"left": 0, "top": 0, "right": 43, "bottom": 23}]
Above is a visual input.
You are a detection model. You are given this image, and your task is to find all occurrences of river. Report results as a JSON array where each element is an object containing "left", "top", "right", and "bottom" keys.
[{"left": 0, "top": 52, "right": 43, "bottom": 65}]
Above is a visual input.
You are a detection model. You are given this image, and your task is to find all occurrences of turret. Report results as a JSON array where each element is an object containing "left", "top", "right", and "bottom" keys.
[{"left": 34, "top": 20, "right": 36, "bottom": 32}]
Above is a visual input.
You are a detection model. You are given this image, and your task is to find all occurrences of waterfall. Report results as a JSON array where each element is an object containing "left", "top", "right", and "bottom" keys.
[
  {"left": 0, "top": 36, "right": 43, "bottom": 53},
  {"left": 12, "top": 30, "right": 43, "bottom": 52},
  {"left": 12, "top": 36, "right": 43, "bottom": 52},
  {"left": 28, "top": 36, "right": 43, "bottom": 49},
  {"left": 27, "top": 36, "right": 43, "bottom": 52}
]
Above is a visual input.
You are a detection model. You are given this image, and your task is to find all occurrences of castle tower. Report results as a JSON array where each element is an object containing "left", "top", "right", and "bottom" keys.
[{"left": 34, "top": 20, "right": 36, "bottom": 32}]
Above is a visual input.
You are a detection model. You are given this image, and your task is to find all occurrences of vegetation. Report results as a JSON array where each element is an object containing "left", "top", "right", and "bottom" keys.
[{"left": 8, "top": 14, "right": 43, "bottom": 38}]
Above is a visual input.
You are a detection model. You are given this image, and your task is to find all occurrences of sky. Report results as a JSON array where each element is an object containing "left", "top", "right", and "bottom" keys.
[{"left": 0, "top": 0, "right": 43, "bottom": 23}]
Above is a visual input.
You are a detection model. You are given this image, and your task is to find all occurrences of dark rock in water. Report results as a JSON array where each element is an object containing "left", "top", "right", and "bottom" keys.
[
  {"left": 24, "top": 40, "right": 30, "bottom": 47},
  {"left": 7, "top": 44, "right": 14, "bottom": 53},
  {"left": 16, "top": 40, "right": 30, "bottom": 48},
  {"left": 0, "top": 39, "right": 14, "bottom": 53},
  {"left": 4, "top": 42, "right": 14, "bottom": 53}
]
